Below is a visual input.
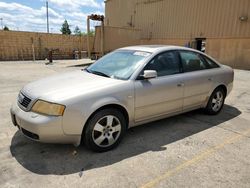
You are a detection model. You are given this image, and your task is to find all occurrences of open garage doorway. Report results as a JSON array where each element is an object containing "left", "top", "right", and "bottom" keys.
[{"left": 196, "top": 38, "right": 206, "bottom": 53}]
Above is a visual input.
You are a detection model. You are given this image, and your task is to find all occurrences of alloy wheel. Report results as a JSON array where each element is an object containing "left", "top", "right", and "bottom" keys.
[
  {"left": 92, "top": 115, "right": 121, "bottom": 147},
  {"left": 211, "top": 91, "right": 224, "bottom": 112}
]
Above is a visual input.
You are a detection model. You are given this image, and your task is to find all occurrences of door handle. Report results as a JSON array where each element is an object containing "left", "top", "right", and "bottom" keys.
[{"left": 177, "top": 83, "right": 184, "bottom": 87}]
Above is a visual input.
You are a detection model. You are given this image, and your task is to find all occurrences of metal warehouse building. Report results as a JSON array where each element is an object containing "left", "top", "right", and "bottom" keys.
[{"left": 99, "top": 0, "right": 250, "bottom": 69}]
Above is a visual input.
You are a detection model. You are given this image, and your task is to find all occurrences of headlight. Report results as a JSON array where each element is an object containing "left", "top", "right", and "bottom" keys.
[{"left": 32, "top": 100, "right": 65, "bottom": 116}]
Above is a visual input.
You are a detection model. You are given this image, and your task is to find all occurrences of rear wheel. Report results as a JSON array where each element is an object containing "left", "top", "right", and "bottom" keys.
[
  {"left": 83, "top": 108, "right": 126, "bottom": 152},
  {"left": 205, "top": 87, "right": 226, "bottom": 115}
]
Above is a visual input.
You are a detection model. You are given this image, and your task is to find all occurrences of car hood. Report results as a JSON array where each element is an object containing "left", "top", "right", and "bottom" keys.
[{"left": 22, "top": 70, "right": 123, "bottom": 101}]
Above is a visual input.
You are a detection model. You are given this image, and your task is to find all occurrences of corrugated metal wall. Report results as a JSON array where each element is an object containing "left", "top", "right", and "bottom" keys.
[
  {"left": 105, "top": 0, "right": 136, "bottom": 28},
  {"left": 94, "top": 26, "right": 141, "bottom": 53},
  {"left": 105, "top": 0, "right": 250, "bottom": 39}
]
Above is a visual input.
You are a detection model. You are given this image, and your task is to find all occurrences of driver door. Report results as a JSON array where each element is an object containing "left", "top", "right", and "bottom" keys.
[{"left": 134, "top": 51, "right": 184, "bottom": 122}]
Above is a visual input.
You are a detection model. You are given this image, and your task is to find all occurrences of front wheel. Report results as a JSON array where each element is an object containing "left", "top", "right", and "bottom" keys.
[
  {"left": 205, "top": 87, "right": 226, "bottom": 115},
  {"left": 83, "top": 108, "right": 126, "bottom": 152}
]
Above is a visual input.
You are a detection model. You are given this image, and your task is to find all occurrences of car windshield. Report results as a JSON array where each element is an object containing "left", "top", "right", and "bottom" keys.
[{"left": 86, "top": 50, "right": 151, "bottom": 80}]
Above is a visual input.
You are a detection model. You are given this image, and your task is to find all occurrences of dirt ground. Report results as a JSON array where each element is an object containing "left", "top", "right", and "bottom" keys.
[{"left": 0, "top": 60, "right": 249, "bottom": 188}]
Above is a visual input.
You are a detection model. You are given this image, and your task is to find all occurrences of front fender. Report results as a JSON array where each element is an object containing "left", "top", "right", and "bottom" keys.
[
  {"left": 62, "top": 96, "right": 131, "bottom": 135},
  {"left": 89, "top": 97, "right": 128, "bottom": 115},
  {"left": 62, "top": 81, "right": 134, "bottom": 135}
]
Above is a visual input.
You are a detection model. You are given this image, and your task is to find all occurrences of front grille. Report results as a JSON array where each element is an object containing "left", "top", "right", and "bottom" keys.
[
  {"left": 18, "top": 92, "right": 32, "bottom": 109},
  {"left": 20, "top": 96, "right": 31, "bottom": 108}
]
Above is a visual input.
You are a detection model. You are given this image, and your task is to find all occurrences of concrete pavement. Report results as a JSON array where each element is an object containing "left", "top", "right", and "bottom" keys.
[{"left": 0, "top": 61, "right": 249, "bottom": 188}]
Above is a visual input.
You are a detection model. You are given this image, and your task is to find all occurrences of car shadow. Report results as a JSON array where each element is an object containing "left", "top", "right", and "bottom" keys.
[{"left": 10, "top": 104, "right": 241, "bottom": 175}]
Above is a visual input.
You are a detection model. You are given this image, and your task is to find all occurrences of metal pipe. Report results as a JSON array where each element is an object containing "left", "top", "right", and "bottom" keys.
[
  {"left": 31, "top": 37, "right": 36, "bottom": 61},
  {"left": 87, "top": 16, "right": 91, "bottom": 58},
  {"left": 101, "top": 20, "right": 104, "bottom": 56}
]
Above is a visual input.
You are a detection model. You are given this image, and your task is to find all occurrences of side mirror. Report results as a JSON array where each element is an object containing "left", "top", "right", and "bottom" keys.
[{"left": 143, "top": 70, "right": 157, "bottom": 79}]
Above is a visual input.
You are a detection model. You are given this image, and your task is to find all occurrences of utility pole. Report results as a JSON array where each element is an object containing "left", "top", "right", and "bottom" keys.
[
  {"left": 0, "top": 18, "right": 3, "bottom": 30},
  {"left": 46, "top": 1, "right": 49, "bottom": 33}
]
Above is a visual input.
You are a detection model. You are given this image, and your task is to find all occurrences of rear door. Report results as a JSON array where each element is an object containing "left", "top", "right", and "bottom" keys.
[
  {"left": 134, "top": 51, "right": 184, "bottom": 122},
  {"left": 178, "top": 50, "right": 214, "bottom": 111}
]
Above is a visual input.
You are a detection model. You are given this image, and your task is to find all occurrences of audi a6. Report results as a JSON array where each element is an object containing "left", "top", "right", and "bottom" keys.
[{"left": 10, "top": 45, "right": 234, "bottom": 152}]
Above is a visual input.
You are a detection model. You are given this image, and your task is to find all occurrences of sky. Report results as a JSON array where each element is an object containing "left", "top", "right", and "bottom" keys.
[{"left": 0, "top": 0, "right": 105, "bottom": 33}]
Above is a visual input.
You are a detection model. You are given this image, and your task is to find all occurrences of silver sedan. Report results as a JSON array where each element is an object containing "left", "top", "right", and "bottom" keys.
[{"left": 10, "top": 45, "right": 234, "bottom": 152}]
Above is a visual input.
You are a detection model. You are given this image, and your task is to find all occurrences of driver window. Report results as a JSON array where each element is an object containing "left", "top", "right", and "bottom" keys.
[{"left": 144, "top": 51, "right": 180, "bottom": 77}]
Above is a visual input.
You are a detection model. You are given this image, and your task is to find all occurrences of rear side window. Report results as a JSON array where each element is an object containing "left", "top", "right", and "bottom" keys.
[
  {"left": 144, "top": 51, "right": 180, "bottom": 77},
  {"left": 203, "top": 55, "right": 220, "bottom": 68},
  {"left": 179, "top": 51, "right": 209, "bottom": 72}
]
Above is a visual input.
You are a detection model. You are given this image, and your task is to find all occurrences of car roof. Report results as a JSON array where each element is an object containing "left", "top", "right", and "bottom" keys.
[{"left": 118, "top": 45, "right": 197, "bottom": 53}]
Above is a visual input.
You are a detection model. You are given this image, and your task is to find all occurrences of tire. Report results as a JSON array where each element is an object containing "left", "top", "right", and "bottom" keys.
[
  {"left": 205, "top": 87, "right": 226, "bottom": 115},
  {"left": 83, "top": 108, "right": 126, "bottom": 152}
]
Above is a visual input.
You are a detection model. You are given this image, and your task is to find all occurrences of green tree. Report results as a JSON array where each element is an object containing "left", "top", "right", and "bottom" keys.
[
  {"left": 60, "top": 20, "right": 71, "bottom": 35},
  {"left": 82, "top": 30, "right": 95, "bottom": 37},
  {"left": 3, "top": 26, "right": 9, "bottom": 31},
  {"left": 74, "top": 26, "right": 82, "bottom": 36},
  {"left": 88, "top": 30, "right": 95, "bottom": 36}
]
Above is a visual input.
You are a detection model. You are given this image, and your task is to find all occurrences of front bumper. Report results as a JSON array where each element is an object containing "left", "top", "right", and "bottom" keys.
[{"left": 10, "top": 102, "right": 80, "bottom": 145}]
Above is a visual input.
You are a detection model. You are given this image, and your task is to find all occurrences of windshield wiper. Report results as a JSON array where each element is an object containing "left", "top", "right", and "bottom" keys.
[
  {"left": 86, "top": 69, "right": 110, "bottom": 78},
  {"left": 85, "top": 68, "right": 91, "bottom": 73}
]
